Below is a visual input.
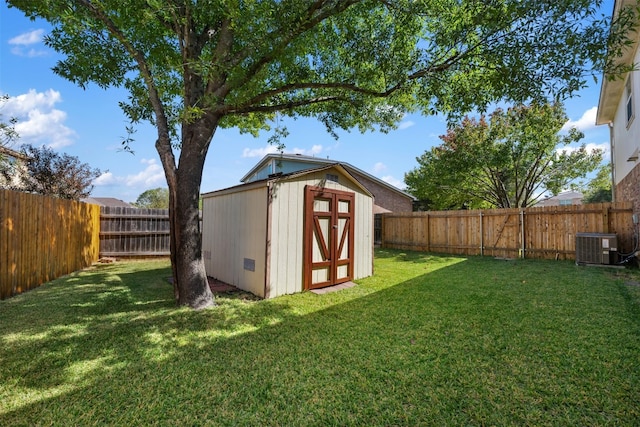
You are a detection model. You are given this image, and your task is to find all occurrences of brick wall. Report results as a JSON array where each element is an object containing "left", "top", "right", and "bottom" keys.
[
  {"left": 616, "top": 162, "right": 640, "bottom": 215},
  {"left": 352, "top": 173, "right": 413, "bottom": 212}
]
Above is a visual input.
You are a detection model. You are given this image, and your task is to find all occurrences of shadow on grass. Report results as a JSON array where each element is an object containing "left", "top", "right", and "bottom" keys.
[{"left": 1, "top": 253, "right": 639, "bottom": 425}]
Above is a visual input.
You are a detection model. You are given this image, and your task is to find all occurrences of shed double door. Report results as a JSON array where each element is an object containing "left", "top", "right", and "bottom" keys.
[{"left": 304, "top": 186, "right": 354, "bottom": 290}]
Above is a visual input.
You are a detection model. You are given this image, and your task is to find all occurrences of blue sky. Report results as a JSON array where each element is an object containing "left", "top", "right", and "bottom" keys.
[{"left": 1, "top": 2, "right": 612, "bottom": 203}]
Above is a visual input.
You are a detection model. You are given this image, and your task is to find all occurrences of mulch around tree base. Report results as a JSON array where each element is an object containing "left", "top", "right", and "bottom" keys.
[{"left": 206, "top": 277, "right": 238, "bottom": 293}]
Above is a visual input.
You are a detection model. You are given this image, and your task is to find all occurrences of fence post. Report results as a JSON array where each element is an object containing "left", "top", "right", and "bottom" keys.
[
  {"left": 603, "top": 204, "right": 610, "bottom": 233},
  {"left": 479, "top": 211, "right": 483, "bottom": 256},
  {"left": 425, "top": 213, "right": 430, "bottom": 253},
  {"left": 520, "top": 209, "right": 525, "bottom": 259},
  {"left": 377, "top": 203, "right": 633, "bottom": 260}
]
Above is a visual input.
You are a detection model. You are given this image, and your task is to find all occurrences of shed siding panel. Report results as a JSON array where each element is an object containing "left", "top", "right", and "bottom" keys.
[
  {"left": 202, "top": 186, "right": 268, "bottom": 297},
  {"left": 269, "top": 180, "right": 305, "bottom": 298},
  {"left": 354, "top": 194, "right": 374, "bottom": 279},
  {"left": 268, "top": 170, "right": 373, "bottom": 298}
]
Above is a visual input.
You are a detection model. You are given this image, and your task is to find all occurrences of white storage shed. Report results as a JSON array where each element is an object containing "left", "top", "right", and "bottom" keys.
[{"left": 201, "top": 164, "right": 374, "bottom": 298}]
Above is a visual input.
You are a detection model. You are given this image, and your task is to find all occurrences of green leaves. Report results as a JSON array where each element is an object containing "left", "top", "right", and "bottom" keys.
[
  {"left": 405, "top": 103, "right": 603, "bottom": 209},
  {"left": 7, "top": 0, "right": 625, "bottom": 138},
  {"left": 133, "top": 187, "right": 170, "bottom": 208}
]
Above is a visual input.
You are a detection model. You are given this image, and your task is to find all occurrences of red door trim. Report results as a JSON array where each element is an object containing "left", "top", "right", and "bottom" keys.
[{"left": 304, "top": 186, "right": 355, "bottom": 290}]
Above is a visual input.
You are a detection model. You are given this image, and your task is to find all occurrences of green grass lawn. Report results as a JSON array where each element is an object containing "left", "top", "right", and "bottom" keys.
[{"left": 1, "top": 250, "right": 639, "bottom": 426}]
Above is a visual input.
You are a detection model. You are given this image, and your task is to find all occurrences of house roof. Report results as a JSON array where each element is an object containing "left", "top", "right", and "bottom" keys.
[
  {"left": 203, "top": 164, "right": 372, "bottom": 199},
  {"left": 534, "top": 191, "right": 583, "bottom": 206},
  {"left": 240, "top": 153, "right": 416, "bottom": 200},
  {"left": 596, "top": 0, "right": 640, "bottom": 125},
  {"left": 82, "top": 197, "right": 135, "bottom": 208},
  {"left": 539, "top": 191, "right": 583, "bottom": 201},
  {"left": 0, "top": 145, "right": 29, "bottom": 161}
]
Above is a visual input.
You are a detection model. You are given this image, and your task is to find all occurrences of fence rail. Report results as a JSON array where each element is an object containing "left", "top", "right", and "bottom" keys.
[
  {"left": 99, "top": 206, "right": 171, "bottom": 257},
  {"left": 0, "top": 190, "right": 100, "bottom": 299},
  {"left": 381, "top": 202, "right": 635, "bottom": 261}
]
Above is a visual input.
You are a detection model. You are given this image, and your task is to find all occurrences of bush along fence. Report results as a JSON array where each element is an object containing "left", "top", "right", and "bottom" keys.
[
  {"left": 0, "top": 189, "right": 100, "bottom": 299},
  {"left": 99, "top": 206, "right": 171, "bottom": 257},
  {"left": 381, "top": 202, "right": 635, "bottom": 261}
]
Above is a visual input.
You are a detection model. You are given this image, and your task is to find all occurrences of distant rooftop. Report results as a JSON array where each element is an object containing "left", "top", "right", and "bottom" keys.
[
  {"left": 82, "top": 197, "right": 134, "bottom": 208},
  {"left": 535, "top": 191, "right": 584, "bottom": 207}
]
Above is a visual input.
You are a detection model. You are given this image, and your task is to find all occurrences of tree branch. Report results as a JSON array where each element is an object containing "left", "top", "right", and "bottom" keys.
[
  {"left": 76, "top": 0, "right": 178, "bottom": 189},
  {"left": 226, "top": 95, "right": 348, "bottom": 115},
  {"left": 227, "top": 1, "right": 360, "bottom": 89}
]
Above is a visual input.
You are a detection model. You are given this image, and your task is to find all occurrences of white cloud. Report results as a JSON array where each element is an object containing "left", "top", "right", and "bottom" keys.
[
  {"left": 5, "top": 89, "right": 60, "bottom": 113},
  {"left": 562, "top": 106, "right": 598, "bottom": 131},
  {"left": 242, "top": 145, "right": 280, "bottom": 158},
  {"left": 3, "top": 89, "right": 76, "bottom": 148},
  {"left": 557, "top": 142, "right": 610, "bottom": 160},
  {"left": 290, "top": 144, "right": 323, "bottom": 156},
  {"left": 9, "top": 29, "right": 45, "bottom": 45},
  {"left": 242, "top": 144, "right": 324, "bottom": 158},
  {"left": 381, "top": 175, "right": 406, "bottom": 190},
  {"left": 398, "top": 120, "right": 415, "bottom": 130},
  {"left": 94, "top": 171, "right": 116, "bottom": 186},
  {"left": 9, "top": 29, "right": 49, "bottom": 57},
  {"left": 373, "top": 162, "right": 387, "bottom": 173},
  {"left": 94, "top": 158, "right": 165, "bottom": 188},
  {"left": 10, "top": 47, "right": 49, "bottom": 58},
  {"left": 125, "top": 159, "right": 165, "bottom": 187}
]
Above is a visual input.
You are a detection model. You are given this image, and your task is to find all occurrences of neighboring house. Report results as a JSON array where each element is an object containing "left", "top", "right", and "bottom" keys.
[
  {"left": 82, "top": 197, "right": 135, "bottom": 208},
  {"left": 596, "top": 0, "right": 640, "bottom": 213},
  {"left": 241, "top": 153, "right": 415, "bottom": 213},
  {"left": 202, "top": 164, "right": 373, "bottom": 298},
  {"left": 0, "top": 145, "right": 29, "bottom": 190},
  {"left": 535, "top": 191, "right": 584, "bottom": 207}
]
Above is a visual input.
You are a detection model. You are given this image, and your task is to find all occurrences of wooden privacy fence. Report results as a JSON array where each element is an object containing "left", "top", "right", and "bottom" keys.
[
  {"left": 99, "top": 206, "right": 171, "bottom": 257},
  {"left": 381, "top": 202, "right": 635, "bottom": 260},
  {"left": 0, "top": 190, "right": 100, "bottom": 299}
]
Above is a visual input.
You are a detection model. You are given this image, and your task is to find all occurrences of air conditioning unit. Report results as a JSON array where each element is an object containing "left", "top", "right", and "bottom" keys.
[{"left": 575, "top": 233, "right": 617, "bottom": 265}]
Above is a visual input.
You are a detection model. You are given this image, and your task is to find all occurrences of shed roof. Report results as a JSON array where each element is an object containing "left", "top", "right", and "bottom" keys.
[
  {"left": 240, "top": 153, "right": 415, "bottom": 200},
  {"left": 202, "top": 163, "right": 372, "bottom": 198}
]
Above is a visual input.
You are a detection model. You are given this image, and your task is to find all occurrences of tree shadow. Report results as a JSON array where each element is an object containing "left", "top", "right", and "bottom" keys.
[{"left": 1, "top": 254, "right": 638, "bottom": 425}]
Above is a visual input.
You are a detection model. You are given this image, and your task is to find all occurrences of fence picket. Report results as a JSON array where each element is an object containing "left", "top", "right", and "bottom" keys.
[
  {"left": 98, "top": 206, "right": 171, "bottom": 256},
  {"left": 0, "top": 190, "right": 100, "bottom": 299},
  {"left": 381, "top": 202, "right": 635, "bottom": 261}
]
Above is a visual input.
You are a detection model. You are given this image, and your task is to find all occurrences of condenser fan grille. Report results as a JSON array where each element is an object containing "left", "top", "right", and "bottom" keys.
[{"left": 575, "top": 233, "right": 617, "bottom": 265}]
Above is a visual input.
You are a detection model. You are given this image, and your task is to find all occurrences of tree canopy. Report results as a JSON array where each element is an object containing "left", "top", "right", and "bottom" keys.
[
  {"left": 405, "top": 103, "right": 603, "bottom": 209},
  {"left": 5, "top": 144, "right": 103, "bottom": 200},
  {"left": 7, "top": 0, "right": 633, "bottom": 308},
  {"left": 0, "top": 95, "right": 20, "bottom": 179},
  {"left": 0, "top": 95, "right": 18, "bottom": 149},
  {"left": 582, "top": 163, "right": 613, "bottom": 203},
  {"left": 134, "top": 187, "right": 170, "bottom": 209}
]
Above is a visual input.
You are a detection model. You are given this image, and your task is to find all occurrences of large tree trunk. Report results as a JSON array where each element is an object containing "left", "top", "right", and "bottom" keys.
[
  {"left": 160, "top": 118, "right": 217, "bottom": 310},
  {"left": 171, "top": 175, "right": 214, "bottom": 309}
]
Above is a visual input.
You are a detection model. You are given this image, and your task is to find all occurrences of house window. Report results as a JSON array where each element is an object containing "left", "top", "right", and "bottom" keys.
[
  {"left": 626, "top": 77, "right": 634, "bottom": 126},
  {"left": 559, "top": 199, "right": 572, "bottom": 206}
]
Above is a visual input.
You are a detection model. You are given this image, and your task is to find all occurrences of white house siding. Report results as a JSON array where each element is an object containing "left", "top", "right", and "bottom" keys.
[
  {"left": 202, "top": 185, "right": 268, "bottom": 297},
  {"left": 266, "top": 169, "right": 373, "bottom": 298},
  {"left": 612, "top": 45, "right": 640, "bottom": 188}
]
